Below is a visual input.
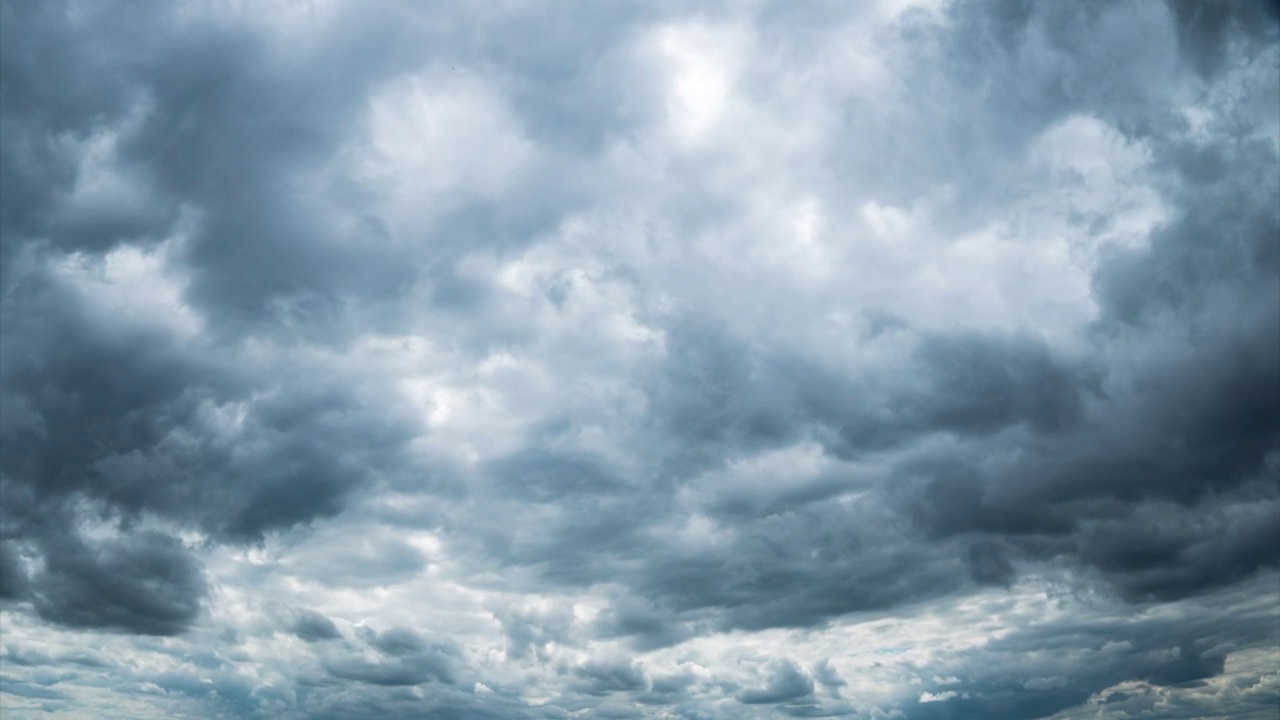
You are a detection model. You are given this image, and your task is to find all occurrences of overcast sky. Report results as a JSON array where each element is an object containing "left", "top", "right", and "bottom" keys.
[{"left": 1, "top": 1, "right": 1278, "bottom": 718}]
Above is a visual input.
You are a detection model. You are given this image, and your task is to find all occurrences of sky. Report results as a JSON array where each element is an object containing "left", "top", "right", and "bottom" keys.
[{"left": 0, "top": 0, "right": 1277, "bottom": 718}]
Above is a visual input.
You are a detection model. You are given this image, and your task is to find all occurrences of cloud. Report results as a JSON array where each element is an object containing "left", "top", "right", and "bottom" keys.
[
  {"left": 573, "top": 658, "right": 648, "bottom": 696},
  {"left": 0, "top": 0, "right": 1276, "bottom": 718},
  {"left": 738, "top": 660, "right": 815, "bottom": 705},
  {"left": 30, "top": 530, "right": 206, "bottom": 636},
  {"left": 358, "top": 625, "right": 428, "bottom": 657},
  {"left": 0, "top": 539, "right": 28, "bottom": 600},
  {"left": 0, "top": 679, "right": 70, "bottom": 701},
  {"left": 290, "top": 608, "right": 341, "bottom": 642}
]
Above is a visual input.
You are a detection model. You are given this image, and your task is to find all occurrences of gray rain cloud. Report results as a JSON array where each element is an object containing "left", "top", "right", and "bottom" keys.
[{"left": 1, "top": 0, "right": 1277, "bottom": 718}]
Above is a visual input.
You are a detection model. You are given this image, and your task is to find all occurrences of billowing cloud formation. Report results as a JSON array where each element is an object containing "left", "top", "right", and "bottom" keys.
[
  {"left": 1, "top": 0, "right": 1277, "bottom": 718},
  {"left": 30, "top": 530, "right": 206, "bottom": 637}
]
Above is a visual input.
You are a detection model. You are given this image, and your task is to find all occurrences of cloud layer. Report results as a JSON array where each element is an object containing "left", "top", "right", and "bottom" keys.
[{"left": 1, "top": 0, "right": 1277, "bottom": 718}]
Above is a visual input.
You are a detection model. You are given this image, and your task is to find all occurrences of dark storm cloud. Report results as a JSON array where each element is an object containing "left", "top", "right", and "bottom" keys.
[
  {"left": 547, "top": 323, "right": 1098, "bottom": 640},
  {"left": 64, "top": 0, "right": 601, "bottom": 338},
  {"left": 0, "top": 0, "right": 410, "bottom": 324},
  {"left": 476, "top": 147, "right": 1275, "bottom": 639},
  {"left": 0, "top": 0, "right": 601, "bottom": 340},
  {"left": 127, "top": 34, "right": 403, "bottom": 333},
  {"left": 0, "top": 2, "right": 172, "bottom": 263},
  {"left": 647, "top": 319, "right": 1095, "bottom": 472},
  {"left": 900, "top": 579, "right": 1279, "bottom": 720},
  {"left": 888, "top": 123, "right": 1280, "bottom": 600},
  {"left": 572, "top": 658, "right": 648, "bottom": 696},
  {"left": 645, "top": 318, "right": 805, "bottom": 462},
  {"left": 324, "top": 646, "right": 459, "bottom": 688},
  {"left": 357, "top": 625, "right": 429, "bottom": 657},
  {"left": 811, "top": 329, "right": 1096, "bottom": 459},
  {"left": 291, "top": 608, "right": 341, "bottom": 643},
  {"left": 0, "top": 265, "right": 418, "bottom": 544},
  {"left": 965, "top": 538, "right": 1015, "bottom": 587},
  {"left": 592, "top": 593, "right": 703, "bottom": 651},
  {"left": 30, "top": 530, "right": 205, "bottom": 636},
  {"left": 624, "top": 501, "right": 965, "bottom": 635},
  {"left": 906, "top": 332, "right": 1092, "bottom": 435},
  {"left": 498, "top": 4, "right": 1275, "bottom": 710},
  {"left": 1076, "top": 490, "right": 1279, "bottom": 602},
  {"left": 737, "top": 660, "right": 814, "bottom": 705},
  {"left": 1, "top": 0, "right": 1277, "bottom": 718},
  {"left": 0, "top": 0, "right": 633, "bottom": 633},
  {"left": 0, "top": 539, "right": 27, "bottom": 600},
  {"left": 1167, "top": 0, "right": 1280, "bottom": 77},
  {"left": 1, "top": 270, "right": 234, "bottom": 520}
]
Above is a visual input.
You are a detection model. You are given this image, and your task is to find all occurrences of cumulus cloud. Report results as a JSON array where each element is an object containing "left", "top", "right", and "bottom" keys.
[
  {"left": 289, "top": 608, "right": 341, "bottom": 643},
  {"left": 738, "top": 660, "right": 815, "bottom": 705},
  {"left": 1, "top": 0, "right": 1276, "bottom": 718},
  {"left": 30, "top": 530, "right": 206, "bottom": 636}
]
